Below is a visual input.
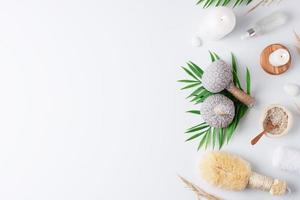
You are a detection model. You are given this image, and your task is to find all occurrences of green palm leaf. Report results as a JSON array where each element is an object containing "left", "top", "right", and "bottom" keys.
[
  {"left": 196, "top": 0, "right": 252, "bottom": 8},
  {"left": 197, "top": 0, "right": 253, "bottom": 7},
  {"left": 246, "top": 68, "right": 251, "bottom": 94},
  {"left": 186, "top": 110, "right": 201, "bottom": 115}
]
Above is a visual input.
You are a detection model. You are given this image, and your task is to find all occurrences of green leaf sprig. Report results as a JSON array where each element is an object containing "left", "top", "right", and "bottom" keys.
[
  {"left": 179, "top": 52, "right": 251, "bottom": 150},
  {"left": 196, "top": 0, "right": 253, "bottom": 8}
]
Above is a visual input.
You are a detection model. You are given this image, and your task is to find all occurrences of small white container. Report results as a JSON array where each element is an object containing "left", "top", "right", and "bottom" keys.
[{"left": 260, "top": 104, "right": 293, "bottom": 138}]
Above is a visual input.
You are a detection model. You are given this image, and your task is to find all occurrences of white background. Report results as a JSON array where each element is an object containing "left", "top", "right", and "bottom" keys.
[{"left": 0, "top": 0, "right": 299, "bottom": 199}]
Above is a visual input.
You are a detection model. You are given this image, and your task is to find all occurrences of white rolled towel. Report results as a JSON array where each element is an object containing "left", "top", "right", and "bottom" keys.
[{"left": 273, "top": 146, "right": 300, "bottom": 175}]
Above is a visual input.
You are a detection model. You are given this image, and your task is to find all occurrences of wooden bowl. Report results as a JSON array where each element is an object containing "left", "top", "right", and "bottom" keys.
[{"left": 260, "top": 44, "right": 291, "bottom": 75}]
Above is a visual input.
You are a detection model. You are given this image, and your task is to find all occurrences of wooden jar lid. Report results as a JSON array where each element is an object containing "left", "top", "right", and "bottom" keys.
[{"left": 260, "top": 44, "right": 291, "bottom": 75}]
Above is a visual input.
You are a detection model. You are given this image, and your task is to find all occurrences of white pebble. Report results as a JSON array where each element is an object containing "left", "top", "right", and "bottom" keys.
[
  {"left": 191, "top": 36, "right": 202, "bottom": 47},
  {"left": 284, "top": 83, "right": 300, "bottom": 97}
]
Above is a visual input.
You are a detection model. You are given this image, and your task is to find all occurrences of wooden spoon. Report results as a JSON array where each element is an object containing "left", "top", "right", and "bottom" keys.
[{"left": 251, "top": 121, "right": 278, "bottom": 145}]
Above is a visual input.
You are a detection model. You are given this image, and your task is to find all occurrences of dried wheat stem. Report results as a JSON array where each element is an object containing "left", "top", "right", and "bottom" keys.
[
  {"left": 294, "top": 30, "right": 300, "bottom": 54},
  {"left": 294, "top": 30, "right": 300, "bottom": 42},
  {"left": 178, "top": 175, "right": 222, "bottom": 200},
  {"left": 293, "top": 102, "right": 300, "bottom": 114},
  {"left": 246, "top": 0, "right": 264, "bottom": 14},
  {"left": 246, "top": 0, "right": 282, "bottom": 14}
]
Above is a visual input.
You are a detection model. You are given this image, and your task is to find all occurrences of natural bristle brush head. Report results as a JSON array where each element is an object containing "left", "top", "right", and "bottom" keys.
[
  {"left": 200, "top": 151, "right": 251, "bottom": 190},
  {"left": 199, "top": 151, "right": 288, "bottom": 196}
]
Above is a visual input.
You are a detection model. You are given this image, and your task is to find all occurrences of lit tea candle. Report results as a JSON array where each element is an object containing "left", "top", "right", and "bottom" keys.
[
  {"left": 269, "top": 48, "right": 290, "bottom": 67},
  {"left": 202, "top": 7, "right": 236, "bottom": 40}
]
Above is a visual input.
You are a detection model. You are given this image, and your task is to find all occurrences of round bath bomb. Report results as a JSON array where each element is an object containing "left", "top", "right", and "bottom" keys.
[
  {"left": 202, "top": 60, "right": 232, "bottom": 93},
  {"left": 200, "top": 94, "right": 235, "bottom": 128}
]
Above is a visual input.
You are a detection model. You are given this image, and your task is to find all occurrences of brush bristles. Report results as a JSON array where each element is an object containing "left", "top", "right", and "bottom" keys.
[{"left": 200, "top": 152, "right": 251, "bottom": 190}]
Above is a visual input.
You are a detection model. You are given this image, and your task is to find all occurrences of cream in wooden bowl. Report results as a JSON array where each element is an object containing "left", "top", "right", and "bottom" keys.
[{"left": 260, "top": 105, "right": 293, "bottom": 137}]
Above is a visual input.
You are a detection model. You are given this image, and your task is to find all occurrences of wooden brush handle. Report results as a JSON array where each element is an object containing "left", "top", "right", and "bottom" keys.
[
  {"left": 248, "top": 172, "right": 287, "bottom": 196},
  {"left": 227, "top": 84, "right": 255, "bottom": 107}
]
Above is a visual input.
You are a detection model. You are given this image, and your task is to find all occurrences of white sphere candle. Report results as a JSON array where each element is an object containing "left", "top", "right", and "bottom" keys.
[
  {"left": 269, "top": 48, "right": 290, "bottom": 67},
  {"left": 202, "top": 7, "right": 236, "bottom": 40}
]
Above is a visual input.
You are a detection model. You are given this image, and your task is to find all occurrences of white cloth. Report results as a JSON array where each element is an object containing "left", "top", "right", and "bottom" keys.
[{"left": 272, "top": 146, "right": 300, "bottom": 175}]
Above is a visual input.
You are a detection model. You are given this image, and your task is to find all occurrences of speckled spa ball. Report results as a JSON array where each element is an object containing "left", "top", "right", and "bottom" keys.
[
  {"left": 202, "top": 60, "right": 232, "bottom": 93},
  {"left": 200, "top": 94, "right": 235, "bottom": 128}
]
